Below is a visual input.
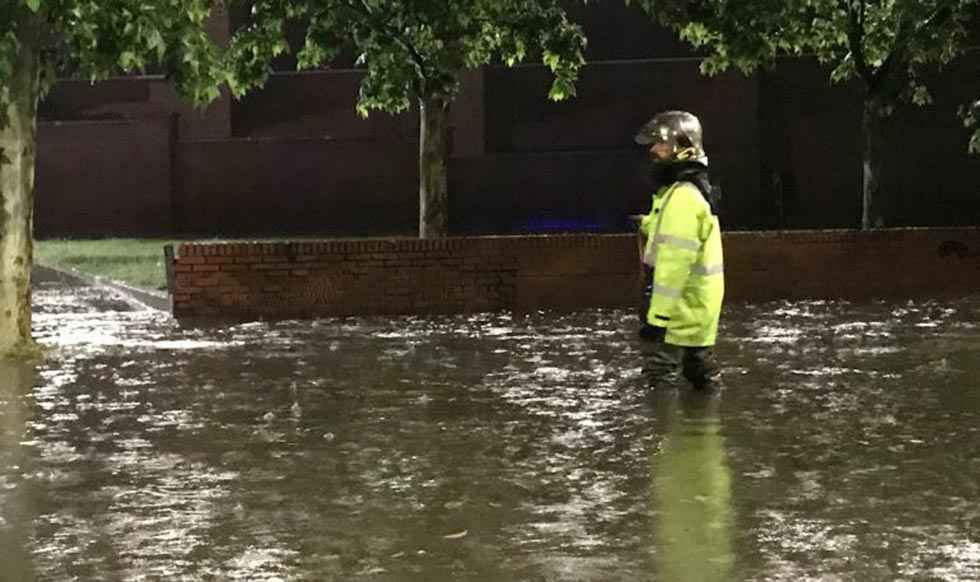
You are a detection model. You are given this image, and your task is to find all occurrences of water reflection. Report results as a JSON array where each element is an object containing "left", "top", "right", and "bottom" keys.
[
  {"left": 9, "top": 281, "right": 980, "bottom": 580},
  {"left": 650, "top": 390, "right": 733, "bottom": 582},
  {"left": 0, "top": 361, "right": 37, "bottom": 582}
]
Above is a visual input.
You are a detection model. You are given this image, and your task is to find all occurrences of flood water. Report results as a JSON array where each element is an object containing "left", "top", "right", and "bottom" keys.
[{"left": 2, "top": 278, "right": 979, "bottom": 581}]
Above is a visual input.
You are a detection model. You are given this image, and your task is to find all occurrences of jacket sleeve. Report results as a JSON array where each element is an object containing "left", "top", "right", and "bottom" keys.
[
  {"left": 637, "top": 193, "right": 660, "bottom": 265},
  {"left": 649, "top": 185, "right": 708, "bottom": 326},
  {"left": 639, "top": 190, "right": 659, "bottom": 238},
  {"left": 640, "top": 211, "right": 655, "bottom": 238}
]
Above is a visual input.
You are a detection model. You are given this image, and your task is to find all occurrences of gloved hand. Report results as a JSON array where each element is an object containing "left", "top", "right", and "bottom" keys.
[{"left": 638, "top": 323, "right": 666, "bottom": 342}]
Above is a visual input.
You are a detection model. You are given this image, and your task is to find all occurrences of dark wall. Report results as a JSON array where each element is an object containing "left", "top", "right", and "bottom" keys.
[
  {"left": 40, "top": 78, "right": 231, "bottom": 141},
  {"left": 174, "top": 137, "right": 418, "bottom": 237},
  {"left": 758, "top": 54, "right": 980, "bottom": 230},
  {"left": 565, "top": 1, "right": 694, "bottom": 61},
  {"left": 758, "top": 60, "right": 864, "bottom": 229},
  {"left": 879, "top": 55, "right": 980, "bottom": 227},
  {"left": 36, "top": 119, "right": 174, "bottom": 238},
  {"left": 31, "top": 7, "right": 980, "bottom": 239},
  {"left": 485, "top": 60, "right": 757, "bottom": 153},
  {"left": 229, "top": 71, "right": 407, "bottom": 140},
  {"left": 482, "top": 60, "right": 761, "bottom": 229},
  {"left": 449, "top": 151, "right": 648, "bottom": 235}
]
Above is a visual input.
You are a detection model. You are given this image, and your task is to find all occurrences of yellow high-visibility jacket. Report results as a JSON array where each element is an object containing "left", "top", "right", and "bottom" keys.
[{"left": 639, "top": 181, "right": 725, "bottom": 347}]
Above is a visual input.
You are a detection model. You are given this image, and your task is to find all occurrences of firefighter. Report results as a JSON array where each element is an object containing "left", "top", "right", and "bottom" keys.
[{"left": 635, "top": 111, "right": 724, "bottom": 390}]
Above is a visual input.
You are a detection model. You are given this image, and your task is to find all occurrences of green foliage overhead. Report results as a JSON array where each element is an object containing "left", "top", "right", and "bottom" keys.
[
  {"left": 964, "top": 99, "right": 980, "bottom": 152},
  {"left": 227, "top": 0, "right": 587, "bottom": 115},
  {"left": 0, "top": 0, "right": 225, "bottom": 118},
  {"left": 630, "top": 0, "right": 977, "bottom": 115}
]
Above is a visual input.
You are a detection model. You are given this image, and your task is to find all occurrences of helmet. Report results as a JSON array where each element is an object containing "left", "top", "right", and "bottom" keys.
[{"left": 635, "top": 110, "right": 708, "bottom": 166}]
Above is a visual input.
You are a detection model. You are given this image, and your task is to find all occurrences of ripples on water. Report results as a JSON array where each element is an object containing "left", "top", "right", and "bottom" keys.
[{"left": 1, "top": 282, "right": 978, "bottom": 581}]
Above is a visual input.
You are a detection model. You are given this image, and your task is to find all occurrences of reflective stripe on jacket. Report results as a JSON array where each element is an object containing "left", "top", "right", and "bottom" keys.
[{"left": 639, "top": 181, "right": 724, "bottom": 347}]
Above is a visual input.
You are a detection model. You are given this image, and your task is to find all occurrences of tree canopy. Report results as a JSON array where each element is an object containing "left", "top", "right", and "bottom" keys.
[
  {"left": 1, "top": 0, "right": 225, "bottom": 357},
  {"left": 0, "top": 0, "right": 225, "bottom": 114},
  {"left": 227, "top": 0, "right": 586, "bottom": 237},
  {"left": 630, "top": 0, "right": 979, "bottom": 228},
  {"left": 228, "top": 0, "right": 586, "bottom": 115},
  {"left": 635, "top": 0, "right": 976, "bottom": 109},
  {"left": 963, "top": 96, "right": 980, "bottom": 153}
]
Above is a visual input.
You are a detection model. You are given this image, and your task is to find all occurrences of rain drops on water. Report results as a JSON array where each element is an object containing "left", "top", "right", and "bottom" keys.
[{"left": 290, "top": 382, "right": 302, "bottom": 419}]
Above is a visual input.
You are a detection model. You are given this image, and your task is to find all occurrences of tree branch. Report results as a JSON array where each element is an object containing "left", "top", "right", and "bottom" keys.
[
  {"left": 343, "top": 0, "right": 429, "bottom": 89},
  {"left": 874, "top": 1, "right": 955, "bottom": 92},
  {"left": 841, "top": 0, "right": 873, "bottom": 84},
  {"left": 911, "top": 1, "right": 957, "bottom": 40}
]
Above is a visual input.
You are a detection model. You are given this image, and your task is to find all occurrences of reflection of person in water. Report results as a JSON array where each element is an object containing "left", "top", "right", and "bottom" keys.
[
  {"left": 651, "top": 390, "right": 733, "bottom": 582},
  {"left": 0, "top": 361, "right": 37, "bottom": 582}
]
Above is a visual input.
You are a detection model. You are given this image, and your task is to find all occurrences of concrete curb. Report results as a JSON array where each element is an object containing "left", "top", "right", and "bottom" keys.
[{"left": 33, "top": 263, "right": 172, "bottom": 313}]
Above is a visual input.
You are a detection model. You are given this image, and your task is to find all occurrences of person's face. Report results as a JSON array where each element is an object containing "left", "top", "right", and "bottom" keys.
[{"left": 649, "top": 142, "right": 671, "bottom": 162}]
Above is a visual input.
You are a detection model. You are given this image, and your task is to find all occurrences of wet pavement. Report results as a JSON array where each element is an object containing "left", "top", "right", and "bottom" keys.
[{"left": 2, "top": 277, "right": 979, "bottom": 581}]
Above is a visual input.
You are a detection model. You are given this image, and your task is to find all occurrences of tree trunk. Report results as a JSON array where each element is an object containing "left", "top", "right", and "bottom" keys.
[
  {"left": 0, "top": 32, "right": 41, "bottom": 358},
  {"left": 860, "top": 97, "right": 887, "bottom": 230},
  {"left": 418, "top": 95, "right": 450, "bottom": 238}
]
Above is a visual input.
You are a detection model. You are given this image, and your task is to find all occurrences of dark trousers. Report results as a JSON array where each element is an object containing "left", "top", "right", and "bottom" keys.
[
  {"left": 639, "top": 267, "right": 717, "bottom": 390},
  {"left": 641, "top": 339, "right": 717, "bottom": 390}
]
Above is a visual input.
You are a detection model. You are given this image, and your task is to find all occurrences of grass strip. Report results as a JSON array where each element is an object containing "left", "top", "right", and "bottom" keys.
[{"left": 34, "top": 239, "right": 175, "bottom": 291}]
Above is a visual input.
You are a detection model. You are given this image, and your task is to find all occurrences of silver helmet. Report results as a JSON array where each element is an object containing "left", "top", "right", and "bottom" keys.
[{"left": 635, "top": 110, "right": 708, "bottom": 166}]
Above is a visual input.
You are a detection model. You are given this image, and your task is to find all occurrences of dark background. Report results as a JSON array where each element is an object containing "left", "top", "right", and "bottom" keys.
[{"left": 34, "top": 2, "right": 980, "bottom": 238}]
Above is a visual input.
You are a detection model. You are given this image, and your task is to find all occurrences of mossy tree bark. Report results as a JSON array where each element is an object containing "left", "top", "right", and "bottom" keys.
[
  {"left": 860, "top": 96, "right": 888, "bottom": 230},
  {"left": 0, "top": 26, "right": 40, "bottom": 358}
]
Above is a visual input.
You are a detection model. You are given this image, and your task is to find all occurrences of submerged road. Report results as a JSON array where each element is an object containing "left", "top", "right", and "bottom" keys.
[{"left": 2, "top": 276, "right": 979, "bottom": 581}]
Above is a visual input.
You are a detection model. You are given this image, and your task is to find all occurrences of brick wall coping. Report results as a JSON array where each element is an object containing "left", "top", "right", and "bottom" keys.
[
  {"left": 175, "top": 233, "right": 632, "bottom": 258},
  {"left": 725, "top": 226, "right": 980, "bottom": 240},
  {"left": 176, "top": 227, "right": 980, "bottom": 258},
  {"left": 41, "top": 119, "right": 137, "bottom": 128}
]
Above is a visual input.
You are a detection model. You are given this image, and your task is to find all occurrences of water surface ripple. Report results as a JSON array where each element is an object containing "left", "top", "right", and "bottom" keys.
[{"left": 1, "top": 282, "right": 978, "bottom": 581}]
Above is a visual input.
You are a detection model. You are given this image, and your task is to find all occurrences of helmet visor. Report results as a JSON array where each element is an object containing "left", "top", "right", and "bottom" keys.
[{"left": 635, "top": 120, "right": 672, "bottom": 146}]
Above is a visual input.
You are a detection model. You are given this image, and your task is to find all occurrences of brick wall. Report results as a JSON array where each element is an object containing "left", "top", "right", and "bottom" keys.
[
  {"left": 723, "top": 228, "right": 980, "bottom": 302},
  {"left": 169, "top": 228, "right": 980, "bottom": 320},
  {"left": 170, "top": 235, "right": 638, "bottom": 319}
]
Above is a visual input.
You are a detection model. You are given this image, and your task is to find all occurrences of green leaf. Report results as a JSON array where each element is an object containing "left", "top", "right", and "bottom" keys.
[
  {"left": 25, "top": 0, "right": 41, "bottom": 13},
  {"left": 911, "top": 85, "right": 932, "bottom": 107},
  {"left": 119, "top": 51, "right": 137, "bottom": 69}
]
